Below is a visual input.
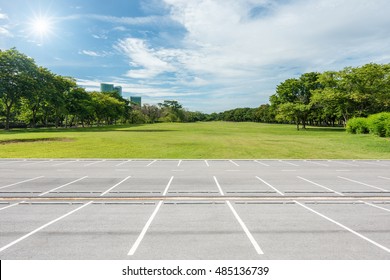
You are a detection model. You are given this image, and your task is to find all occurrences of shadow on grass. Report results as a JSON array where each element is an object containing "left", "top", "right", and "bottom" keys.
[
  {"left": 304, "top": 126, "right": 346, "bottom": 133},
  {"left": 0, "top": 124, "right": 178, "bottom": 134}
]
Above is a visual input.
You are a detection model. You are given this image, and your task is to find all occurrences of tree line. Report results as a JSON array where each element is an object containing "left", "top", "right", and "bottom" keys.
[
  {"left": 1, "top": 48, "right": 389, "bottom": 130},
  {"left": 0, "top": 48, "right": 204, "bottom": 129}
]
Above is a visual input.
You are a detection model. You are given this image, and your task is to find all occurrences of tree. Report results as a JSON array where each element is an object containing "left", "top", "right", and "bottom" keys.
[
  {"left": 271, "top": 72, "right": 321, "bottom": 129},
  {"left": 0, "top": 48, "right": 37, "bottom": 130}
]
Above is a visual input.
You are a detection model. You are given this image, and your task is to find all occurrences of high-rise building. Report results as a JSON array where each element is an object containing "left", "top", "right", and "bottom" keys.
[
  {"left": 100, "top": 83, "right": 122, "bottom": 96},
  {"left": 114, "top": 86, "right": 122, "bottom": 96},
  {"left": 100, "top": 83, "right": 114, "bottom": 93},
  {"left": 130, "top": 96, "right": 142, "bottom": 106}
]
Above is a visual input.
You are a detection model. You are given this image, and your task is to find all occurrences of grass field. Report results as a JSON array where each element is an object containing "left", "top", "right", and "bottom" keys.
[{"left": 0, "top": 122, "right": 389, "bottom": 159}]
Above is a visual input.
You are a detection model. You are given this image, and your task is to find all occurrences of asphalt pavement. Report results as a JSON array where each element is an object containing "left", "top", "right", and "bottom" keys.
[{"left": 0, "top": 159, "right": 389, "bottom": 259}]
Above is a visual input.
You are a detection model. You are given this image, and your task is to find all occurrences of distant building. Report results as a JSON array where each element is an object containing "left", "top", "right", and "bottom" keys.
[
  {"left": 130, "top": 96, "right": 142, "bottom": 106},
  {"left": 100, "top": 83, "right": 122, "bottom": 96},
  {"left": 114, "top": 86, "right": 122, "bottom": 96}
]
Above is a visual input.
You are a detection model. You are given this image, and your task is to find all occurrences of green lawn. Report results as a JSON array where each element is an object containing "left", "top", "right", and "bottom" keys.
[{"left": 0, "top": 122, "right": 389, "bottom": 159}]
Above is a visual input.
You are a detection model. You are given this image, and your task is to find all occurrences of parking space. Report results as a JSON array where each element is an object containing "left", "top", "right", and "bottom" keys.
[{"left": 0, "top": 159, "right": 389, "bottom": 259}]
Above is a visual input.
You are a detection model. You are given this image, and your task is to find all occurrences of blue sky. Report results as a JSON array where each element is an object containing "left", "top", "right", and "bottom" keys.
[{"left": 1, "top": 0, "right": 390, "bottom": 112}]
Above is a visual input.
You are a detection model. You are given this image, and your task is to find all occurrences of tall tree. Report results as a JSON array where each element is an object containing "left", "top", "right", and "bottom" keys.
[{"left": 0, "top": 48, "right": 37, "bottom": 130}]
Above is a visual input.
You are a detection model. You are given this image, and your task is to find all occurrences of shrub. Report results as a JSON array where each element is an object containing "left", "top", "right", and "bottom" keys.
[
  {"left": 346, "top": 117, "right": 369, "bottom": 134},
  {"left": 367, "top": 112, "right": 390, "bottom": 137}
]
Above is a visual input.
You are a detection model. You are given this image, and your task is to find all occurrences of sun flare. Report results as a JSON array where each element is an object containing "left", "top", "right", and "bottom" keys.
[{"left": 29, "top": 16, "right": 54, "bottom": 41}]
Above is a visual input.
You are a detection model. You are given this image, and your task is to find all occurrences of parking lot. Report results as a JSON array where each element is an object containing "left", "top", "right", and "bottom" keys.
[{"left": 0, "top": 159, "right": 389, "bottom": 259}]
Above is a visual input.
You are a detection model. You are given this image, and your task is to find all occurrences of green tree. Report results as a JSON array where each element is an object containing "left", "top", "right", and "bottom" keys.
[{"left": 0, "top": 48, "right": 37, "bottom": 130}]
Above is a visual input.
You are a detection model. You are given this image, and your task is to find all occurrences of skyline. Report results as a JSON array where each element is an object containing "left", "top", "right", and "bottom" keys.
[{"left": 1, "top": 0, "right": 390, "bottom": 112}]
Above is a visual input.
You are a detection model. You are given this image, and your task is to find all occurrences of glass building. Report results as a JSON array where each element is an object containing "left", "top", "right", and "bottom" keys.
[
  {"left": 130, "top": 96, "right": 142, "bottom": 106},
  {"left": 101, "top": 83, "right": 122, "bottom": 96}
]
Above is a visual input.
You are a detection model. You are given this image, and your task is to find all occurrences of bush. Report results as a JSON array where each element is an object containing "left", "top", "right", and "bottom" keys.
[
  {"left": 346, "top": 117, "right": 369, "bottom": 134},
  {"left": 367, "top": 112, "right": 390, "bottom": 137}
]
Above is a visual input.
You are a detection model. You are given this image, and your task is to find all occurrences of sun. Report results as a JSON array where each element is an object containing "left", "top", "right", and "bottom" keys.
[
  {"left": 28, "top": 16, "right": 55, "bottom": 42},
  {"left": 32, "top": 18, "right": 51, "bottom": 35}
]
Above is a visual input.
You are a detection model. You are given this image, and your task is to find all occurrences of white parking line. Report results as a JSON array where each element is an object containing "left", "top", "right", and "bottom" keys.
[
  {"left": 337, "top": 176, "right": 388, "bottom": 192},
  {"left": 379, "top": 176, "right": 390, "bottom": 180},
  {"left": 213, "top": 176, "right": 264, "bottom": 254},
  {"left": 229, "top": 160, "right": 240, "bottom": 167},
  {"left": 255, "top": 176, "right": 284, "bottom": 196},
  {"left": 226, "top": 201, "right": 264, "bottom": 255},
  {"left": 177, "top": 160, "right": 182, "bottom": 167},
  {"left": 254, "top": 160, "right": 270, "bottom": 167},
  {"left": 329, "top": 161, "right": 359, "bottom": 167},
  {"left": 295, "top": 201, "right": 390, "bottom": 254},
  {"left": 304, "top": 160, "right": 329, "bottom": 167},
  {"left": 0, "top": 201, "right": 93, "bottom": 253},
  {"left": 361, "top": 201, "right": 390, "bottom": 213},
  {"left": 38, "top": 176, "right": 88, "bottom": 197},
  {"left": 298, "top": 176, "right": 390, "bottom": 213},
  {"left": 213, "top": 176, "right": 224, "bottom": 195},
  {"left": 115, "top": 160, "right": 131, "bottom": 167},
  {"left": 297, "top": 176, "right": 344, "bottom": 196},
  {"left": 100, "top": 176, "right": 132, "bottom": 196},
  {"left": 52, "top": 160, "right": 78, "bottom": 167},
  {"left": 128, "top": 201, "right": 163, "bottom": 256},
  {"left": 362, "top": 161, "right": 388, "bottom": 167},
  {"left": 146, "top": 160, "right": 157, "bottom": 167},
  {"left": 21, "top": 160, "right": 53, "bottom": 166},
  {"left": 279, "top": 160, "right": 299, "bottom": 167},
  {"left": 0, "top": 201, "right": 25, "bottom": 212},
  {"left": 84, "top": 160, "right": 106, "bottom": 167},
  {"left": 128, "top": 176, "right": 173, "bottom": 256},
  {"left": 0, "top": 176, "right": 44, "bottom": 190},
  {"left": 163, "top": 176, "right": 174, "bottom": 196}
]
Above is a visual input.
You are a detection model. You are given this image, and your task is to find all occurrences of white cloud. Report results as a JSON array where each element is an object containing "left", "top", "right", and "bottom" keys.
[
  {"left": 116, "top": 38, "right": 176, "bottom": 78},
  {"left": 82, "top": 0, "right": 390, "bottom": 112},
  {"left": 79, "top": 50, "right": 110, "bottom": 57}
]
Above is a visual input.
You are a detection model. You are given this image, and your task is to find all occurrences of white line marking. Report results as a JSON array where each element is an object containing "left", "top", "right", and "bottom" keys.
[
  {"left": 226, "top": 201, "right": 264, "bottom": 255},
  {"left": 205, "top": 160, "right": 209, "bottom": 167},
  {"left": 115, "top": 160, "right": 131, "bottom": 167},
  {"left": 0, "top": 201, "right": 25, "bottom": 212},
  {"left": 379, "top": 176, "right": 390, "bottom": 180},
  {"left": 0, "top": 176, "right": 44, "bottom": 190},
  {"left": 21, "top": 160, "right": 53, "bottom": 166},
  {"left": 100, "top": 176, "right": 131, "bottom": 196},
  {"left": 336, "top": 170, "right": 351, "bottom": 172},
  {"left": 213, "top": 176, "right": 224, "bottom": 195},
  {"left": 52, "top": 160, "right": 78, "bottom": 167},
  {"left": 213, "top": 175, "right": 264, "bottom": 254},
  {"left": 177, "top": 160, "right": 182, "bottom": 167},
  {"left": 330, "top": 161, "right": 359, "bottom": 167},
  {"left": 337, "top": 176, "right": 388, "bottom": 192},
  {"left": 362, "top": 201, "right": 390, "bottom": 213},
  {"left": 279, "top": 160, "right": 299, "bottom": 167},
  {"left": 229, "top": 160, "right": 240, "bottom": 167},
  {"left": 255, "top": 176, "right": 284, "bottom": 196},
  {"left": 362, "top": 161, "right": 388, "bottom": 167},
  {"left": 128, "top": 201, "right": 163, "bottom": 256},
  {"left": 147, "top": 160, "right": 157, "bottom": 167},
  {"left": 295, "top": 201, "right": 390, "bottom": 254},
  {"left": 39, "top": 176, "right": 88, "bottom": 196},
  {"left": 304, "top": 160, "right": 329, "bottom": 167},
  {"left": 127, "top": 175, "right": 173, "bottom": 255},
  {"left": 254, "top": 160, "right": 270, "bottom": 167},
  {"left": 281, "top": 170, "right": 296, "bottom": 172},
  {"left": 0, "top": 201, "right": 93, "bottom": 253},
  {"left": 163, "top": 176, "right": 174, "bottom": 196},
  {"left": 297, "top": 176, "right": 344, "bottom": 196},
  {"left": 84, "top": 160, "right": 106, "bottom": 167}
]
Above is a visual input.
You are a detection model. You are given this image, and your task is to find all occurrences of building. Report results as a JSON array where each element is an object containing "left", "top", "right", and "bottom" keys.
[
  {"left": 100, "top": 83, "right": 122, "bottom": 96},
  {"left": 130, "top": 96, "right": 142, "bottom": 106},
  {"left": 114, "top": 86, "right": 122, "bottom": 96}
]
